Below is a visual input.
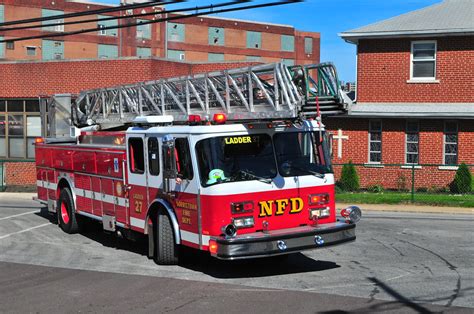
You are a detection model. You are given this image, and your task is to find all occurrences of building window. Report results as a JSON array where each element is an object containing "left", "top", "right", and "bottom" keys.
[
  {"left": 444, "top": 121, "right": 458, "bottom": 165},
  {"left": 0, "top": 115, "right": 5, "bottom": 157},
  {"left": 97, "top": 15, "right": 118, "bottom": 36},
  {"left": 246, "top": 31, "right": 261, "bottom": 49},
  {"left": 405, "top": 120, "right": 419, "bottom": 164},
  {"left": 98, "top": 44, "right": 118, "bottom": 59},
  {"left": 26, "top": 47, "right": 37, "bottom": 56},
  {"left": 42, "top": 9, "right": 64, "bottom": 32},
  {"left": 167, "top": 49, "right": 185, "bottom": 61},
  {"left": 0, "top": 99, "right": 39, "bottom": 159},
  {"left": 246, "top": 56, "right": 261, "bottom": 62},
  {"left": 167, "top": 23, "right": 185, "bottom": 42},
  {"left": 281, "top": 35, "right": 295, "bottom": 52},
  {"left": 304, "top": 37, "right": 313, "bottom": 54},
  {"left": 411, "top": 41, "right": 436, "bottom": 80},
  {"left": 208, "top": 53, "right": 224, "bottom": 62},
  {"left": 137, "top": 19, "right": 151, "bottom": 39},
  {"left": 42, "top": 40, "right": 64, "bottom": 60},
  {"left": 0, "top": 36, "right": 4, "bottom": 58},
  {"left": 209, "top": 27, "right": 224, "bottom": 46},
  {"left": 137, "top": 47, "right": 151, "bottom": 57},
  {"left": 6, "top": 41, "right": 14, "bottom": 50},
  {"left": 369, "top": 120, "right": 382, "bottom": 163},
  {"left": 0, "top": 4, "right": 4, "bottom": 24},
  {"left": 282, "top": 59, "right": 295, "bottom": 67}
]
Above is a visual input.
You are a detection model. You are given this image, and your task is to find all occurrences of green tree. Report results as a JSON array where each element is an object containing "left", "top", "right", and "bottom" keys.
[
  {"left": 339, "top": 161, "right": 360, "bottom": 192},
  {"left": 450, "top": 163, "right": 472, "bottom": 194}
]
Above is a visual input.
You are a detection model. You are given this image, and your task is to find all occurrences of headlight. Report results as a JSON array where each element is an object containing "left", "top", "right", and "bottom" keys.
[{"left": 232, "top": 216, "right": 254, "bottom": 229}]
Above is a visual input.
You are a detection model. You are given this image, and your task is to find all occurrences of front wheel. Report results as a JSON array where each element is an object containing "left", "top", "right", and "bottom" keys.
[
  {"left": 58, "top": 188, "right": 80, "bottom": 234},
  {"left": 155, "top": 211, "right": 179, "bottom": 265}
]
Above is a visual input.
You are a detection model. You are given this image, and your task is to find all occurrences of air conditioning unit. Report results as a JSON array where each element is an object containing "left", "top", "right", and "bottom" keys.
[{"left": 54, "top": 20, "right": 64, "bottom": 32}]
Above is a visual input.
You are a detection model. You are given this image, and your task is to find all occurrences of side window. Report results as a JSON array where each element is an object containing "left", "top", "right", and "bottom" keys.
[
  {"left": 148, "top": 137, "right": 160, "bottom": 176},
  {"left": 175, "top": 138, "right": 193, "bottom": 180},
  {"left": 129, "top": 137, "right": 144, "bottom": 174}
]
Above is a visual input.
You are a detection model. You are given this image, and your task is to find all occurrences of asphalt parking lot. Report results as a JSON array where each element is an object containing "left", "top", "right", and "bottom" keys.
[{"left": 0, "top": 193, "right": 473, "bottom": 313}]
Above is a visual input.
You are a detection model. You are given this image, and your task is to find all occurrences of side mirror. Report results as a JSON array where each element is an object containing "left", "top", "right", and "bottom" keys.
[
  {"left": 326, "top": 132, "right": 334, "bottom": 159},
  {"left": 162, "top": 135, "right": 176, "bottom": 193}
]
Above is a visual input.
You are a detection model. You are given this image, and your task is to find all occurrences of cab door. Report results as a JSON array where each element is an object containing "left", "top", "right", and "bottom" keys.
[
  {"left": 169, "top": 137, "right": 201, "bottom": 248},
  {"left": 126, "top": 134, "right": 148, "bottom": 230}
]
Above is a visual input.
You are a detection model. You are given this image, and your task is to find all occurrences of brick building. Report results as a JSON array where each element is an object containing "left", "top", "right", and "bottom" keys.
[
  {"left": 0, "top": 0, "right": 320, "bottom": 187},
  {"left": 328, "top": 0, "right": 473, "bottom": 189},
  {"left": 0, "top": 0, "right": 319, "bottom": 65}
]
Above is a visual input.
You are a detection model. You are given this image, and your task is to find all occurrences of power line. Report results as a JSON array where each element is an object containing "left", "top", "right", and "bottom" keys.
[
  {"left": 0, "top": 0, "right": 180, "bottom": 28},
  {"left": 0, "top": 1, "right": 300, "bottom": 43},
  {"left": 0, "top": 1, "right": 178, "bottom": 32}
]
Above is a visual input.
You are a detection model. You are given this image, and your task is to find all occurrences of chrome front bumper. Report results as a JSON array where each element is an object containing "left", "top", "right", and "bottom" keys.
[{"left": 213, "top": 221, "right": 356, "bottom": 260}]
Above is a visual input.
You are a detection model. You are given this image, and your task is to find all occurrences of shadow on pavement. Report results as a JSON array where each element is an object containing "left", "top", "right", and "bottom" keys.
[
  {"left": 178, "top": 247, "right": 340, "bottom": 279},
  {"left": 34, "top": 209, "right": 341, "bottom": 278}
]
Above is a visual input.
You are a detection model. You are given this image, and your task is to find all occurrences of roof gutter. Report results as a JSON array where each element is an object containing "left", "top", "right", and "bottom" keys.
[{"left": 339, "top": 30, "right": 474, "bottom": 44}]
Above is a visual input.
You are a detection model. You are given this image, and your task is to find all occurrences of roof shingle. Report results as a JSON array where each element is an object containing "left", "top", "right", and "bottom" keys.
[{"left": 340, "top": 0, "right": 474, "bottom": 42}]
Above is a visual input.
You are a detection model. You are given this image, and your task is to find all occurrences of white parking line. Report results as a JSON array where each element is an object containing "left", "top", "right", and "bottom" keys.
[
  {"left": 0, "top": 223, "right": 51, "bottom": 240},
  {"left": 0, "top": 210, "right": 39, "bottom": 221}
]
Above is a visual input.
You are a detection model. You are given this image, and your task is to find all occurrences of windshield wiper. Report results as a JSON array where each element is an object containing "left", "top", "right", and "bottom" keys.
[
  {"left": 237, "top": 170, "right": 272, "bottom": 184},
  {"left": 292, "top": 166, "right": 325, "bottom": 179}
]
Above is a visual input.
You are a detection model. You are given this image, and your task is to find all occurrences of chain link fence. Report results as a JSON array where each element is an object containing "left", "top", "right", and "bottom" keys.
[{"left": 333, "top": 163, "right": 474, "bottom": 207}]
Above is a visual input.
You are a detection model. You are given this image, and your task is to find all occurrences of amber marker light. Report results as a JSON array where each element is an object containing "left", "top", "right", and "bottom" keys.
[
  {"left": 209, "top": 240, "right": 218, "bottom": 254},
  {"left": 34, "top": 137, "right": 44, "bottom": 144},
  {"left": 213, "top": 113, "right": 227, "bottom": 124}
]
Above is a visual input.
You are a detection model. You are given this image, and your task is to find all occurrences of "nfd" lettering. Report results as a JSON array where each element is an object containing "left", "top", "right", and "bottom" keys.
[{"left": 258, "top": 197, "right": 304, "bottom": 217}]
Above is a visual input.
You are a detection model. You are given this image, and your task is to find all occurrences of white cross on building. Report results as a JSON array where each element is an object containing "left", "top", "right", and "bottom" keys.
[{"left": 333, "top": 129, "right": 349, "bottom": 159}]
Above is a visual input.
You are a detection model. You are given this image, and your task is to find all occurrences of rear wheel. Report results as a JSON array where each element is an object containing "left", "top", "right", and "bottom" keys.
[
  {"left": 155, "top": 210, "right": 179, "bottom": 265},
  {"left": 58, "top": 188, "right": 80, "bottom": 234}
]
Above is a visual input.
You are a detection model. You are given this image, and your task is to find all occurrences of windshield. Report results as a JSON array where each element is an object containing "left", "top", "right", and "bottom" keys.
[
  {"left": 195, "top": 132, "right": 332, "bottom": 187},
  {"left": 274, "top": 132, "right": 332, "bottom": 177},
  {"left": 195, "top": 134, "right": 277, "bottom": 186}
]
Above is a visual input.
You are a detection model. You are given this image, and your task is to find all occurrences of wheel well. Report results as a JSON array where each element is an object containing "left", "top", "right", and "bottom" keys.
[
  {"left": 145, "top": 200, "right": 181, "bottom": 245},
  {"left": 56, "top": 178, "right": 75, "bottom": 212}
]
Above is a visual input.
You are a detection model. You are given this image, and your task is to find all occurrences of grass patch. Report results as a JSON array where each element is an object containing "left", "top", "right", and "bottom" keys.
[{"left": 336, "top": 191, "right": 474, "bottom": 208}]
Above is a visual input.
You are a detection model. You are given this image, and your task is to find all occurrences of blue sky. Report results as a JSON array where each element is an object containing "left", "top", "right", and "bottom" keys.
[{"left": 97, "top": 0, "right": 441, "bottom": 82}]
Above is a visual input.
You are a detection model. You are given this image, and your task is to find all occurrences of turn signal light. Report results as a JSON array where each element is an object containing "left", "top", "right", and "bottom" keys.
[
  {"left": 231, "top": 201, "right": 254, "bottom": 214},
  {"left": 309, "top": 193, "right": 330, "bottom": 205},
  {"left": 209, "top": 240, "right": 218, "bottom": 254},
  {"left": 213, "top": 113, "right": 227, "bottom": 124},
  {"left": 34, "top": 137, "right": 44, "bottom": 144}
]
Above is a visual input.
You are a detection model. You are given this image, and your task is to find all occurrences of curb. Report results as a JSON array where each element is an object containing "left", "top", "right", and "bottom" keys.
[{"left": 337, "top": 202, "right": 473, "bottom": 215}]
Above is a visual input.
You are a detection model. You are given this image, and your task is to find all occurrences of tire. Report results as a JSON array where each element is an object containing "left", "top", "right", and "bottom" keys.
[
  {"left": 155, "top": 210, "right": 179, "bottom": 265},
  {"left": 58, "top": 188, "right": 80, "bottom": 234}
]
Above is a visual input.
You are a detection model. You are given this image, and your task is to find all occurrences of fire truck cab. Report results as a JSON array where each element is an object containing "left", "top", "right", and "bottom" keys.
[{"left": 35, "top": 62, "right": 361, "bottom": 264}]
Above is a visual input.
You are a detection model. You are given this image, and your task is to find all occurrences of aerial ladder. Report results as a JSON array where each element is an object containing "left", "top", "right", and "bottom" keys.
[{"left": 41, "top": 62, "right": 351, "bottom": 137}]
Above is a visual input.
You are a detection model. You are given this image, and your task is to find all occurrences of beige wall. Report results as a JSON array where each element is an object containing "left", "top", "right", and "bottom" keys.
[
  {"left": 262, "top": 33, "right": 281, "bottom": 51},
  {"left": 65, "top": 41, "right": 98, "bottom": 59}
]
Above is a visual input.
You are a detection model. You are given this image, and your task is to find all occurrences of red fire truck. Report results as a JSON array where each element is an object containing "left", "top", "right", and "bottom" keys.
[{"left": 35, "top": 63, "right": 361, "bottom": 264}]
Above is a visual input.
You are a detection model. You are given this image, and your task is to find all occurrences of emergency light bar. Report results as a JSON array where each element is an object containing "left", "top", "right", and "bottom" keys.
[{"left": 133, "top": 115, "right": 174, "bottom": 124}]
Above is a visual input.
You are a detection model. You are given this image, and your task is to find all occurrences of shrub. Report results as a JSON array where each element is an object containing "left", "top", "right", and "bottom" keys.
[
  {"left": 367, "top": 185, "right": 384, "bottom": 193},
  {"left": 339, "top": 161, "right": 360, "bottom": 192},
  {"left": 450, "top": 163, "right": 472, "bottom": 194},
  {"left": 416, "top": 187, "right": 428, "bottom": 193}
]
